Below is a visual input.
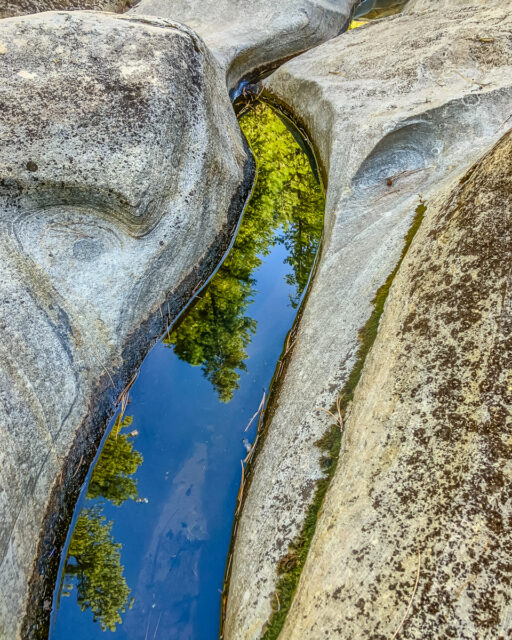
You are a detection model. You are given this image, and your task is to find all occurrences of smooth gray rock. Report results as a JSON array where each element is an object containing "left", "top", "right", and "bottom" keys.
[
  {"left": 0, "top": 11, "right": 250, "bottom": 639},
  {"left": 279, "top": 115, "right": 512, "bottom": 640},
  {"left": 225, "top": 2, "right": 512, "bottom": 638},
  {"left": 129, "top": 0, "right": 357, "bottom": 90},
  {"left": 0, "top": 0, "right": 127, "bottom": 18}
]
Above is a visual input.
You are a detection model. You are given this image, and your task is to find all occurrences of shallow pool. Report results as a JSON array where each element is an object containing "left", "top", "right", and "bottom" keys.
[{"left": 49, "top": 102, "right": 324, "bottom": 640}]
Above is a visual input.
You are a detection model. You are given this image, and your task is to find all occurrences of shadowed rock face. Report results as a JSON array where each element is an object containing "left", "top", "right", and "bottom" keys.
[
  {"left": 0, "top": 11, "right": 251, "bottom": 639},
  {"left": 129, "top": 0, "right": 358, "bottom": 90},
  {"left": 279, "top": 121, "right": 512, "bottom": 640},
  {"left": 225, "top": 2, "right": 512, "bottom": 637},
  {"left": 0, "top": 0, "right": 127, "bottom": 18}
]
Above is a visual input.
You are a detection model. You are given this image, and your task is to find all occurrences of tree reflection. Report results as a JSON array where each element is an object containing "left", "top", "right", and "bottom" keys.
[
  {"left": 62, "top": 507, "right": 133, "bottom": 632},
  {"left": 60, "top": 411, "right": 142, "bottom": 631},
  {"left": 165, "top": 102, "right": 324, "bottom": 402},
  {"left": 87, "top": 414, "right": 143, "bottom": 506}
]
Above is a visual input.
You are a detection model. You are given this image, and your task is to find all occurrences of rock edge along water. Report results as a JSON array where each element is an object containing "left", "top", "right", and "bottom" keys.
[
  {"left": 0, "top": 11, "right": 252, "bottom": 640},
  {"left": 224, "top": 2, "right": 512, "bottom": 637}
]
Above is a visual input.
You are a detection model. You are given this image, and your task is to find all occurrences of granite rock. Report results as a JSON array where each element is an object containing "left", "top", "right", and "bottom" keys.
[
  {"left": 130, "top": 0, "right": 358, "bottom": 90},
  {"left": 280, "top": 111, "right": 512, "bottom": 640},
  {"left": 0, "top": 11, "right": 250, "bottom": 639},
  {"left": 225, "top": 2, "right": 512, "bottom": 637},
  {"left": 0, "top": 0, "right": 127, "bottom": 19}
]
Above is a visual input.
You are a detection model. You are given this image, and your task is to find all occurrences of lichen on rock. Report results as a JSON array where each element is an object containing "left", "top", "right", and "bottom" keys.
[
  {"left": 278, "top": 120, "right": 512, "bottom": 640},
  {"left": 224, "top": 1, "right": 512, "bottom": 637},
  {"left": 0, "top": 0, "right": 128, "bottom": 18}
]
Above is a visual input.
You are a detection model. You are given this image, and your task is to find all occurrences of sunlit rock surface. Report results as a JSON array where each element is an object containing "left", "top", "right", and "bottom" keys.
[
  {"left": 405, "top": 0, "right": 499, "bottom": 12},
  {"left": 0, "top": 0, "right": 127, "bottom": 18},
  {"left": 130, "top": 0, "right": 357, "bottom": 90},
  {"left": 225, "top": 2, "right": 512, "bottom": 637},
  {"left": 279, "top": 115, "right": 512, "bottom": 640},
  {"left": 0, "top": 11, "right": 250, "bottom": 639}
]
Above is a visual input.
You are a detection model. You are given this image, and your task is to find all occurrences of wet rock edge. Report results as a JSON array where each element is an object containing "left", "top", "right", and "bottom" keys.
[{"left": 21, "top": 140, "right": 255, "bottom": 640}]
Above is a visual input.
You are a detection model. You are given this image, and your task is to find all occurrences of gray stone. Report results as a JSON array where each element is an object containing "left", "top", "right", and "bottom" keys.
[
  {"left": 225, "top": 2, "right": 512, "bottom": 637},
  {"left": 404, "top": 0, "right": 499, "bottom": 12},
  {"left": 0, "top": 11, "right": 250, "bottom": 639},
  {"left": 0, "top": 0, "right": 127, "bottom": 19},
  {"left": 129, "top": 0, "right": 357, "bottom": 91},
  {"left": 279, "top": 114, "right": 512, "bottom": 640}
]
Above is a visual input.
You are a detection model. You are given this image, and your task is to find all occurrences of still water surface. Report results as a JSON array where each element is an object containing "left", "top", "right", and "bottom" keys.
[{"left": 49, "top": 102, "right": 324, "bottom": 640}]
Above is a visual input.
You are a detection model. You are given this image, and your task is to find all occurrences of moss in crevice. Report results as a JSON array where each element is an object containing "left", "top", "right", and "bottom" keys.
[
  {"left": 261, "top": 200, "right": 427, "bottom": 640},
  {"left": 339, "top": 199, "right": 426, "bottom": 414}
]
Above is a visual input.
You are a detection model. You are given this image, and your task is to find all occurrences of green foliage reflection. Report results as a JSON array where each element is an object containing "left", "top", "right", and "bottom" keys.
[
  {"left": 60, "top": 412, "right": 142, "bottom": 631},
  {"left": 165, "top": 102, "right": 324, "bottom": 402},
  {"left": 62, "top": 507, "right": 133, "bottom": 631},
  {"left": 87, "top": 414, "right": 143, "bottom": 506}
]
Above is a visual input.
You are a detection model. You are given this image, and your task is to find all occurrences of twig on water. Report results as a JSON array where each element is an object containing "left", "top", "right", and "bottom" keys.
[
  {"left": 390, "top": 550, "right": 422, "bottom": 640},
  {"left": 116, "top": 371, "right": 138, "bottom": 406},
  {"left": 244, "top": 433, "right": 260, "bottom": 465},
  {"left": 282, "top": 328, "right": 297, "bottom": 359},
  {"left": 144, "top": 611, "right": 152, "bottom": 640},
  {"left": 152, "top": 613, "right": 162, "bottom": 640}
]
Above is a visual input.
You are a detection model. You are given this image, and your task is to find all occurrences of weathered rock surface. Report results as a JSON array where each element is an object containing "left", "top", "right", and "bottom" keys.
[
  {"left": 130, "top": 0, "right": 357, "bottom": 91},
  {"left": 280, "top": 114, "right": 512, "bottom": 640},
  {"left": 225, "top": 2, "right": 512, "bottom": 638},
  {"left": 0, "top": 0, "right": 126, "bottom": 19},
  {"left": 0, "top": 11, "right": 250, "bottom": 639},
  {"left": 404, "top": 0, "right": 499, "bottom": 12}
]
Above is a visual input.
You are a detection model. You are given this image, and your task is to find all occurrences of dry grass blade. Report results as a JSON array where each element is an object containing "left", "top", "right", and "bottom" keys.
[
  {"left": 390, "top": 550, "right": 421, "bottom": 640},
  {"left": 244, "top": 433, "right": 260, "bottom": 465},
  {"left": 116, "top": 371, "right": 139, "bottom": 406},
  {"left": 71, "top": 455, "right": 83, "bottom": 478},
  {"left": 315, "top": 395, "right": 343, "bottom": 430},
  {"left": 245, "top": 390, "right": 266, "bottom": 432},
  {"left": 91, "top": 348, "right": 115, "bottom": 389},
  {"left": 235, "top": 460, "right": 245, "bottom": 516},
  {"left": 315, "top": 407, "right": 338, "bottom": 421}
]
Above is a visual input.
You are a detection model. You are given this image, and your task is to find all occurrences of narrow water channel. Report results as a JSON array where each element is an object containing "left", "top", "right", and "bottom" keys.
[
  {"left": 353, "top": 0, "right": 408, "bottom": 20},
  {"left": 49, "top": 102, "right": 324, "bottom": 640}
]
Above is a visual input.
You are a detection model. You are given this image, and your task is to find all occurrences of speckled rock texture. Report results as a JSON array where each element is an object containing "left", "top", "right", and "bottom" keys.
[
  {"left": 225, "top": 2, "right": 512, "bottom": 638},
  {"left": 129, "top": 0, "right": 357, "bottom": 91},
  {"left": 0, "top": 0, "right": 127, "bottom": 18},
  {"left": 0, "top": 11, "right": 250, "bottom": 639},
  {"left": 279, "top": 120, "right": 512, "bottom": 640},
  {"left": 405, "top": 0, "right": 499, "bottom": 13}
]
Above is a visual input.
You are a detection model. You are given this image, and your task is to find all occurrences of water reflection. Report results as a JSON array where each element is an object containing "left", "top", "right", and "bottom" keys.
[
  {"left": 50, "top": 102, "right": 324, "bottom": 639},
  {"left": 354, "top": 0, "right": 408, "bottom": 21},
  {"left": 59, "top": 412, "right": 142, "bottom": 631},
  {"left": 166, "top": 103, "right": 323, "bottom": 402}
]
